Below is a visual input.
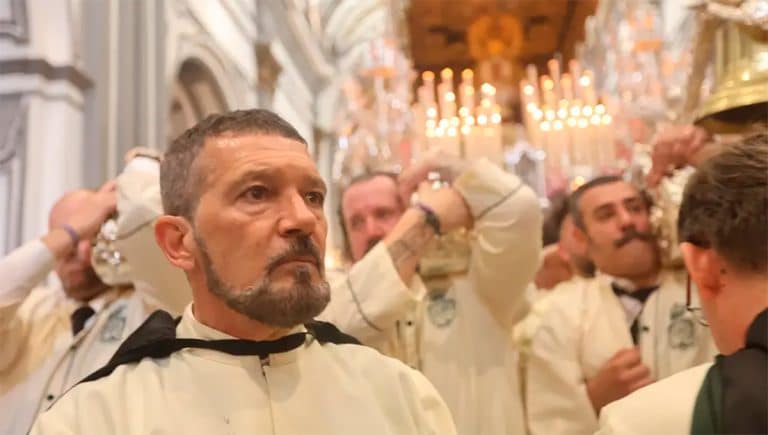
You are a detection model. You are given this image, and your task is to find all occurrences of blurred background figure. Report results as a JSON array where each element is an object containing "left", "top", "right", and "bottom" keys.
[
  {"left": 0, "top": 153, "right": 191, "bottom": 435},
  {"left": 322, "top": 150, "right": 542, "bottom": 435},
  {"left": 535, "top": 191, "right": 595, "bottom": 291}
]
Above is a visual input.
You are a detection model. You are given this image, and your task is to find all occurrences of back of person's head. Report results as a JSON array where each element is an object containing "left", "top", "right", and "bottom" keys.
[
  {"left": 160, "top": 109, "right": 307, "bottom": 221},
  {"left": 542, "top": 191, "right": 571, "bottom": 246},
  {"left": 679, "top": 134, "right": 768, "bottom": 276},
  {"left": 678, "top": 134, "right": 768, "bottom": 355}
]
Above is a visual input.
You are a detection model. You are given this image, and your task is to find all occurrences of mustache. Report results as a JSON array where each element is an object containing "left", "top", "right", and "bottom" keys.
[
  {"left": 267, "top": 237, "right": 323, "bottom": 272},
  {"left": 614, "top": 227, "right": 655, "bottom": 248}
]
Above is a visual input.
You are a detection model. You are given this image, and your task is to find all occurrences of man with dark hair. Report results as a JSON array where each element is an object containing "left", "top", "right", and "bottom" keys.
[
  {"left": 597, "top": 134, "right": 768, "bottom": 434},
  {"left": 321, "top": 148, "right": 542, "bottom": 435},
  {"left": 523, "top": 169, "right": 716, "bottom": 434},
  {"left": 534, "top": 192, "right": 595, "bottom": 290},
  {"left": 30, "top": 109, "right": 456, "bottom": 435}
]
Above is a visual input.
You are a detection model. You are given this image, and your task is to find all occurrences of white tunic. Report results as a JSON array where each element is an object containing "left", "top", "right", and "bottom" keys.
[
  {"left": 320, "top": 158, "right": 542, "bottom": 435},
  {"left": 522, "top": 269, "right": 717, "bottom": 435},
  {"left": 0, "top": 241, "right": 159, "bottom": 435},
  {"left": 29, "top": 305, "right": 457, "bottom": 435},
  {"left": 0, "top": 160, "right": 190, "bottom": 435},
  {"left": 595, "top": 363, "right": 711, "bottom": 435}
]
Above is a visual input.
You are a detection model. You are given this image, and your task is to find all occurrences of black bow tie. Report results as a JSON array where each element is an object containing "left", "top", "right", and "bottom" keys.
[
  {"left": 71, "top": 305, "right": 96, "bottom": 336},
  {"left": 611, "top": 283, "right": 659, "bottom": 305}
]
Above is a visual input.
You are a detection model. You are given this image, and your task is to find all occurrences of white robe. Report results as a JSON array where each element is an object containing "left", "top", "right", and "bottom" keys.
[
  {"left": 29, "top": 305, "right": 457, "bottom": 435},
  {"left": 320, "top": 158, "right": 542, "bottom": 435},
  {"left": 522, "top": 269, "right": 717, "bottom": 435},
  {"left": 0, "top": 159, "right": 190, "bottom": 435},
  {"left": 595, "top": 363, "right": 711, "bottom": 435}
]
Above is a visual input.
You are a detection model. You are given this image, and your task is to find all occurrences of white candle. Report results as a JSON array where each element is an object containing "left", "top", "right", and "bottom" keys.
[
  {"left": 561, "top": 74, "right": 573, "bottom": 101},
  {"left": 540, "top": 75, "right": 556, "bottom": 108},
  {"left": 422, "top": 71, "right": 435, "bottom": 104},
  {"left": 547, "top": 59, "right": 561, "bottom": 100}
]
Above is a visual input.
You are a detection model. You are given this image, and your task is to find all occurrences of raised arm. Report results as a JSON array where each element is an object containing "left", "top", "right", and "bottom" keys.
[
  {"left": 0, "top": 182, "right": 116, "bottom": 369},
  {"left": 453, "top": 158, "right": 542, "bottom": 329}
]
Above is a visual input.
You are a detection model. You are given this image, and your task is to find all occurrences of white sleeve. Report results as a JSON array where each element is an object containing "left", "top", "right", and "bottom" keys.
[
  {"left": 0, "top": 239, "right": 54, "bottom": 307},
  {"left": 318, "top": 243, "right": 425, "bottom": 345},
  {"left": 453, "top": 158, "right": 542, "bottom": 329},
  {"left": 525, "top": 289, "right": 598, "bottom": 435},
  {"left": 0, "top": 239, "right": 55, "bottom": 371}
]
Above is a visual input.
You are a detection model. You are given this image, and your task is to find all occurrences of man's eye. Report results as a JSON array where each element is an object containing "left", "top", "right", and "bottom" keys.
[
  {"left": 244, "top": 186, "right": 268, "bottom": 201},
  {"left": 349, "top": 217, "right": 363, "bottom": 231},
  {"left": 595, "top": 211, "right": 614, "bottom": 221},
  {"left": 306, "top": 191, "right": 325, "bottom": 206}
]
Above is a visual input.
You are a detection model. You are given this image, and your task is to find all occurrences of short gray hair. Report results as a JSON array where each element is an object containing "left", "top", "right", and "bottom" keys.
[{"left": 160, "top": 109, "right": 307, "bottom": 220}]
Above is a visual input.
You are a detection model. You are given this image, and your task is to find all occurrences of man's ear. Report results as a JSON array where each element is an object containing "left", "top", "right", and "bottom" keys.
[
  {"left": 680, "top": 242, "right": 724, "bottom": 300},
  {"left": 570, "top": 223, "right": 590, "bottom": 256},
  {"left": 154, "top": 216, "right": 196, "bottom": 271}
]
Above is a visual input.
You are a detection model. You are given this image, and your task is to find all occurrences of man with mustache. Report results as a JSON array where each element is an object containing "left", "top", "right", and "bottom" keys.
[
  {"left": 29, "top": 109, "right": 455, "bottom": 435},
  {"left": 323, "top": 148, "right": 542, "bottom": 435},
  {"left": 596, "top": 134, "right": 767, "bottom": 434},
  {"left": 522, "top": 175, "right": 717, "bottom": 435}
]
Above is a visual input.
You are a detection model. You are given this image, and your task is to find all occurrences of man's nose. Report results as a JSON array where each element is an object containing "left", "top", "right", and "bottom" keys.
[
  {"left": 364, "top": 217, "right": 388, "bottom": 240},
  {"left": 278, "top": 191, "right": 319, "bottom": 237},
  {"left": 617, "top": 207, "right": 634, "bottom": 230}
]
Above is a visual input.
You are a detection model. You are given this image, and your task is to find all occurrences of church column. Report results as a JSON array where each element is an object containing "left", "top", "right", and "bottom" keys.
[{"left": 0, "top": 0, "right": 93, "bottom": 251}]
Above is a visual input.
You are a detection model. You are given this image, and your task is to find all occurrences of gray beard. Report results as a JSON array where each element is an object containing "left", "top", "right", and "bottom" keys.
[{"left": 196, "top": 236, "right": 330, "bottom": 329}]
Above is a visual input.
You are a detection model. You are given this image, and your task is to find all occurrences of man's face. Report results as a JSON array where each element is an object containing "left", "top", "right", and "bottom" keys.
[
  {"left": 341, "top": 176, "right": 404, "bottom": 262},
  {"left": 49, "top": 191, "right": 107, "bottom": 301},
  {"left": 578, "top": 181, "right": 658, "bottom": 279},
  {"left": 190, "top": 133, "right": 330, "bottom": 328}
]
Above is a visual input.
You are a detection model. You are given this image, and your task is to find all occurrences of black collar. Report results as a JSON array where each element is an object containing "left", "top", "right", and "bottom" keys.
[
  {"left": 746, "top": 309, "right": 768, "bottom": 352},
  {"left": 79, "top": 310, "right": 360, "bottom": 385},
  {"left": 611, "top": 283, "right": 660, "bottom": 304}
]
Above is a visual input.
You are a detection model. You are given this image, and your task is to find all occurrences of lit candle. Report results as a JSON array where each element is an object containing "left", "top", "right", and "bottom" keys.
[
  {"left": 422, "top": 71, "right": 435, "bottom": 104},
  {"left": 579, "top": 70, "right": 597, "bottom": 105},
  {"left": 460, "top": 69, "right": 475, "bottom": 115},
  {"left": 540, "top": 75, "right": 556, "bottom": 108},
  {"left": 568, "top": 59, "right": 581, "bottom": 98},
  {"left": 561, "top": 74, "right": 573, "bottom": 101},
  {"left": 547, "top": 58, "right": 561, "bottom": 100}
]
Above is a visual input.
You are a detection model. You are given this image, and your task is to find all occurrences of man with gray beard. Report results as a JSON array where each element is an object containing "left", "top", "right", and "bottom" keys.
[{"left": 30, "top": 109, "right": 456, "bottom": 435}]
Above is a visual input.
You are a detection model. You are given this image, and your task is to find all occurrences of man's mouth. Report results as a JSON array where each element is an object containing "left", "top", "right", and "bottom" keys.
[{"left": 273, "top": 256, "right": 319, "bottom": 270}]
